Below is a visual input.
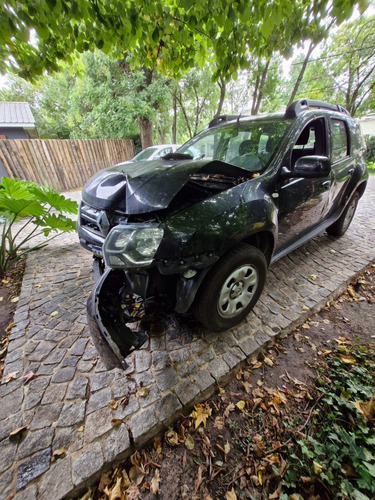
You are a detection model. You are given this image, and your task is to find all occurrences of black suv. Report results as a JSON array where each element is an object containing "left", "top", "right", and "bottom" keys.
[{"left": 78, "top": 99, "right": 368, "bottom": 369}]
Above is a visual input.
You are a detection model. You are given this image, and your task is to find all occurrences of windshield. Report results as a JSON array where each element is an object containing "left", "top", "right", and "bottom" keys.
[
  {"left": 178, "top": 118, "right": 290, "bottom": 173},
  {"left": 133, "top": 147, "right": 158, "bottom": 162}
]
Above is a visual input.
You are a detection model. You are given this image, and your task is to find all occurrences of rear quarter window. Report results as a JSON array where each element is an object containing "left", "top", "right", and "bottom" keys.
[{"left": 331, "top": 119, "right": 349, "bottom": 162}]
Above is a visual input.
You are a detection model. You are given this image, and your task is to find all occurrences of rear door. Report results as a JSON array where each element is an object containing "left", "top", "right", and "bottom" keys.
[{"left": 327, "top": 118, "right": 355, "bottom": 212}]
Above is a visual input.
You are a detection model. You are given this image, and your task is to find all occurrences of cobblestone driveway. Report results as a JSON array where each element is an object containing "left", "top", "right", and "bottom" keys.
[{"left": 1, "top": 186, "right": 375, "bottom": 500}]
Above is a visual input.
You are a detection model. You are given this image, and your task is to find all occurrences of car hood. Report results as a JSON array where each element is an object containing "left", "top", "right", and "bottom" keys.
[{"left": 82, "top": 158, "right": 253, "bottom": 214}]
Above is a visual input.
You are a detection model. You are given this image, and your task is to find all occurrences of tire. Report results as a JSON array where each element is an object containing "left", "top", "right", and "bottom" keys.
[
  {"left": 326, "top": 192, "right": 359, "bottom": 237},
  {"left": 194, "top": 243, "right": 267, "bottom": 331}
]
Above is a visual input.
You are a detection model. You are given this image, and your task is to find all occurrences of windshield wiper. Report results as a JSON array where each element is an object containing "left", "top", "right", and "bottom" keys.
[{"left": 162, "top": 152, "right": 193, "bottom": 160}]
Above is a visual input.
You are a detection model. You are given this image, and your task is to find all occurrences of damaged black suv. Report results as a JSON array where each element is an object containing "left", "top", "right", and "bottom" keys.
[{"left": 78, "top": 99, "right": 368, "bottom": 369}]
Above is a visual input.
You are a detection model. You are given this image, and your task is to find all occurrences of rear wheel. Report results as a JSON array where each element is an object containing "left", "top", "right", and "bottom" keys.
[
  {"left": 326, "top": 192, "right": 359, "bottom": 237},
  {"left": 194, "top": 243, "right": 267, "bottom": 331}
]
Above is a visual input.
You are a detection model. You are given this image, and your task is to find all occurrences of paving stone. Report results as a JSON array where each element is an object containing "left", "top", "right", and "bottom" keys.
[
  {"left": 156, "top": 392, "right": 182, "bottom": 423},
  {"left": 128, "top": 406, "right": 160, "bottom": 447},
  {"left": 70, "top": 338, "right": 89, "bottom": 356},
  {"left": 6, "top": 347, "right": 24, "bottom": 364},
  {"left": 239, "top": 336, "right": 259, "bottom": 356},
  {"left": 222, "top": 346, "right": 247, "bottom": 370},
  {"left": 61, "top": 356, "right": 79, "bottom": 367},
  {"left": 169, "top": 347, "right": 191, "bottom": 364},
  {"left": 2, "top": 359, "right": 24, "bottom": 377},
  {"left": 103, "top": 424, "right": 131, "bottom": 464},
  {"left": 155, "top": 366, "right": 179, "bottom": 392},
  {"left": 57, "top": 400, "right": 86, "bottom": 427},
  {"left": 38, "top": 457, "right": 73, "bottom": 500},
  {"left": 206, "top": 357, "right": 230, "bottom": 382},
  {"left": 16, "top": 448, "right": 51, "bottom": 491},
  {"left": 82, "top": 345, "right": 98, "bottom": 361},
  {"left": 43, "top": 348, "right": 67, "bottom": 365},
  {"left": 28, "top": 341, "right": 56, "bottom": 362},
  {"left": 139, "top": 384, "right": 160, "bottom": 409},
  {"left": 175, "top": 378, "right": 200, "bottom": 406},
  {"left": 0, "top": 377, "right": 22, "bottom": 398},
  {"left": 67, "top": 376, "right": 89, "bottom": 399},
  {"left": 58, "top": 335, "right": 78, "bottom": 349},
  {"left": 1, "top": 387, "right": 24, "bottom": 420},
  {"left": 72, "top": 442, "right": 103, "bottom": 486},
  {"left": 51, "top": 366, "right": 76, "bottom": 383},
  {"left": 193, "top": 370, "right": 216, "bottom": 395},
  {"left": 17, "top": 428, "right": 54, "bottom": 460},
  {"left": 30, "top": 403, "right": 63, "bottom": 430},
  {"left": 0, "top": 413, "right": 23, "bottom": 441},
  {"left": 113, "top": 395, "right": 140, "bottom": 420},
  {"left": 176, "top": 359, "right": 197, "bottom": 377},
  {"left": 84, "top": 407, "right": 113, "bottom": 443},
  {"left": 87, "top": 387, "right": 112, "bottom": 415},
  {"left": 0, "top": 440, "right": 17, "bottom": 474},
  {"left": 90, "top": 372, "right": 115, "bottom": 392},
  {"left": 13, "top": 484, "right": 37, "bottom": 500},
  {"left": 0, "top": 469, "right": 14, "bottom": 500},
  {"left": 151, "top": 351, "right": 171, "bottom": 372},
  {"left": 41, "top": 382, "right": 68, "bottom": 404},
  {"left": 133, "top": 370, "right": 155, "bottom": 388},
  {"left": 135, "top": 350, "right": 151, "bottom": 373},
  {"left": 53, "top": 427, "right": 84, "bottom": 454}
]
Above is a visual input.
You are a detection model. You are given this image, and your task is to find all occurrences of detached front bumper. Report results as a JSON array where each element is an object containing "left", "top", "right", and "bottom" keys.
[{"left": 86, "top": 269, "right": 148, "bottom": 370}]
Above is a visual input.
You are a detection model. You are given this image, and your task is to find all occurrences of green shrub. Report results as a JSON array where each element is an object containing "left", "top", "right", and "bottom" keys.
[
  {"left": 0, "top": 177, "right": 77, "bottom": 276},
  {"left": 366, "top": 135, "right": 375, "bottom": 162}
]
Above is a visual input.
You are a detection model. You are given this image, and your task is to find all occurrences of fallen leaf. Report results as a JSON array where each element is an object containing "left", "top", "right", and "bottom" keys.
[
  {"left": 150, "top": 469, "right": 160, "bottom": 496},
  {"left": 50, "top": 310, "right": 59, "bottom": 317},
  {"left": 184, "top": 434, "right": 195, "bottom": 451},
  {"left": 154, "top": 436, "right": 162, "bottom": 455},
  {"left": 111, "top": 419, "right": 123, "bottom": 427},
  {"left": 214, "top": 416, "right": 225, "bottom": 430},
  {"left": 190, "top": 403, "right": 212, "bottom": 429},
  {"left": 80, "top": 489, "right": 92, "bottom": 500},
  {"left": 242, "top": 381, "right": 252, "bottom": 393},
  {"left": 301, "top": 305, "right": 309, "bottom": 311},
  {"left": 125, "top": 484, "right": 142, "bottom": 500},
  {"left": 3, "top": 371, "right": 19, "bottom": 384},
  {"left": 339, "top": 354, "right": 356, "bottom": 364},
  {"left": 137, "top": 387, "right": 149, "bottom": 397},
  {"left": 252, "top": 361, "right": 262, "bottom": 369},
  {"left": 166, "top": 429, "right": 179, "bottom": 446},
  {"left": 264, "top": 356, "right": 273, "bottom": 367},
  {"left": 9, "top": 425, "right": 29, "bottom": 439},
  {"left": 108, "top": 400, "right": 118, "bottom": 410},
  {"left": 301, "top": 323, "right": 310, "bottom": 330},
  {"left": 23, "top": 371, "right": 37, "bottom": 384},
  {"left": 109, "top": 476, "right": 124, "bottom": 500},
  {"left": 0, "top": 296, "right": 3, "bottom": 302},
  {"left": 235, "top": 400, "right": 246, "bottom": 412},
  {"left": 98, "top": 472, "right": 111, "bottom": 492},
  {"left": 194, "top": 464, "right": 205, "bottom": 492},
  {"left": 225, "top": 488, "right": 237, "bottom": 500},
  {"left": 51, "top": 447, "right": 67, "bottom": 462},
  {"left": 313, "top": 461, "right": 323, "bottom": 474},
  {"left": 310, "top": 274, "right": 318, "bottom": 281},
  {"left": 223, "top": 403, "right": 235, "bottom": 418},
  {"left": 129, "top": 466, "right": 145, "bottom": 486},
  {"left": 224, "top": 441, "right": 230, "bottom": 454},
  {"left": 10, "top": 296, "right": 19, "bottom": 303},
  {"left": 77, "top": 426, "right": 84, "bottom": 432}
]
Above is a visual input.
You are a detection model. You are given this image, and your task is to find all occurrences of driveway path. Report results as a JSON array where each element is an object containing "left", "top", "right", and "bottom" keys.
[{"left": 1, "top": 185, "right": 375, "bottom": 500}]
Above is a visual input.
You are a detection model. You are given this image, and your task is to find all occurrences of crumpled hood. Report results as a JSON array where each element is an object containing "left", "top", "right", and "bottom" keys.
[{"left": 82, "top": 158, "right": 251, "bottom": 214}]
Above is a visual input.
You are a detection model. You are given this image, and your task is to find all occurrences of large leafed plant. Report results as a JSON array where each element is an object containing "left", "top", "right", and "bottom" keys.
[{"left": 0, "top": 177, "right": 77, "bottom": 276}]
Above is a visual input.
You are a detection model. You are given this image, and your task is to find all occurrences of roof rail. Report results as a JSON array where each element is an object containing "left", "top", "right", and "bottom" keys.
[
  {"left": 285, "top": 99, "right": 350, "bottom": 119},
  {"left": 207, "top": 114, "right": 240, "bottom": 129}
]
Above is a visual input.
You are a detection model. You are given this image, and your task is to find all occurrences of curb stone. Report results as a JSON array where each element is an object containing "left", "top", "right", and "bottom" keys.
[{"left": 0, "top": 188, "right": 374, "bottom": 499}]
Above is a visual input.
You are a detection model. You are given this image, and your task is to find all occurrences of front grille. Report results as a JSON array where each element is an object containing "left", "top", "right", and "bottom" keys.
[{"left": 80, "top": 203, "right": 103, "bottom": 236}]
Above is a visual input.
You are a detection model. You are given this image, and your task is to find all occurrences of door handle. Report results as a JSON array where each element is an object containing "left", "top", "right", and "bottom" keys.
[{"left": 322, "top": 180, "right": 331, "bottom": 188}]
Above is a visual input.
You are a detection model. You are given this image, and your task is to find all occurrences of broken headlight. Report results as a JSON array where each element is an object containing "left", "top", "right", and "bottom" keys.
[{"left": 103, "top": 224, "right": 164, "bottom": 269}]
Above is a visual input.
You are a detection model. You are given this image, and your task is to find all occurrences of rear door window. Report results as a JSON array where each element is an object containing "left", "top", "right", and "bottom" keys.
[{"left": 331, "top": 119, "right": 349, "bottom": 162}]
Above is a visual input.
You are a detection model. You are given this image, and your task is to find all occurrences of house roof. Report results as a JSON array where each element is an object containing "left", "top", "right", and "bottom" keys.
[{"left": 0, "top": 101, "right": 36, "bottom": 128}]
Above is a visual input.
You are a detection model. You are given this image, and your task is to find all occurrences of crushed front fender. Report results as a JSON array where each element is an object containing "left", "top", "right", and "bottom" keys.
[{"left": 86, "top": 269, "right": 148, "bottom": 370}]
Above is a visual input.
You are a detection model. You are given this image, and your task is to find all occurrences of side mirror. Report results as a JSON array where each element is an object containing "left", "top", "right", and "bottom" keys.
[{"left": 282, "top": 156, "right": 331, "bottom": 179}]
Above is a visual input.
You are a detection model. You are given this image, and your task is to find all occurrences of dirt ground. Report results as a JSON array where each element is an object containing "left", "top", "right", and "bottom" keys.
[
  {"left": 0, "top": 258, "right": 25, "bottom": 380},
  {"left": 90, "top": 264, "right": 375, "bottom": 500}
]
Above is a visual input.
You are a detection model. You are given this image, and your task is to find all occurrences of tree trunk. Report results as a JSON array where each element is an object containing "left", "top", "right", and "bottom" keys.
[
  {"left": 287, "top": 41, "right": 315, "bottom": 107},
  {"left": 137, "top": 117, "right": 153, "bottom": 149},
  {"left": 172, "top": 89, "right": 177, "bottom": 143},
  {"left": 251, "top": 58, "right": 270, "bottom": 115},
  {"left": 215, "top": 77, "right": 226, "bottom": 117}
]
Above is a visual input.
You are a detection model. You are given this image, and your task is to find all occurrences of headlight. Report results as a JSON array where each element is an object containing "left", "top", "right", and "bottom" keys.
[{"left": 103, "top": 224, "right": 164, "bottom": 269}]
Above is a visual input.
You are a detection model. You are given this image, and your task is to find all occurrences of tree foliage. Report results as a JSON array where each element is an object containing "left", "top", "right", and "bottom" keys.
[{"left": 0, "top": 0, "right": 368, "bottom": 82}]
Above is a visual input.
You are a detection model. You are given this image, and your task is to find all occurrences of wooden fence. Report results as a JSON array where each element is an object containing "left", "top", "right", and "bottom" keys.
[{"left": 0, "top": 138, "right": 135, "bottom": 192}]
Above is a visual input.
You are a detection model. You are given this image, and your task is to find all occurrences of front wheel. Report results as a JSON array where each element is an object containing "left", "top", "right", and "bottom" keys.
[
  {"left": 326, "top": 192, "right": 359, "bottom": 237},
  {"left": 194, "top": 243, "right": 267, "bottom": 331}
]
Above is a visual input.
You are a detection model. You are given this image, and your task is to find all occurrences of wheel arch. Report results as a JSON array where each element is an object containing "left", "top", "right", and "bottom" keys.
[{"left": 241, "top": 231, "right": 275, "bottom": 266}]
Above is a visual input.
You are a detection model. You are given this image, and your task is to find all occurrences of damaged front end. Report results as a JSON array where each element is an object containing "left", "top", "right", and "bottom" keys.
[{"left": 82, "top": 156, "right": 264, "bottom": 369}]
